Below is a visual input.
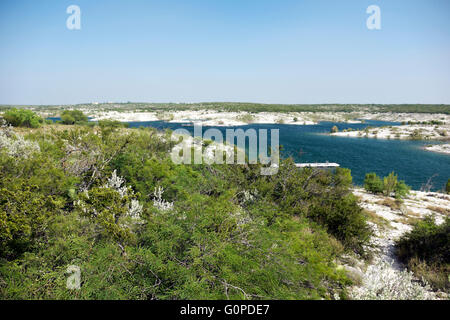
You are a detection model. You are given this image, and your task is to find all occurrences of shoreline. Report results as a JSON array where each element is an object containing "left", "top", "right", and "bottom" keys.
[
  {"left": 76, "top": 109, "right": 449, "bottom": 127},
  {"left": 86, "top": 110, "right": 450, "bottom": 156},
  {"left": 424, "top": 143, "right": 450, "bottom": 155},
  {"left": 331, "top": 124, "right": 450, "bottom": 142},
  {"left": 30, "top": 106, "right": 450, "bottom": 128},
  {"left": 89, "top": 110, "right": 319, "bottom": 126}
]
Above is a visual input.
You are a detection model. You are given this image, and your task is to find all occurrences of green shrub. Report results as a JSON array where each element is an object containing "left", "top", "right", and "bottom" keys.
[
  {"left": 383, "top": 172, "right": 398, "bottom": 196},
  {"left": 271, "top": 164, "right": 371, "bottom": 254},
  {"left": 409, "top": 129, "right": 423, "bottom": 140},
  {"left": 364, "top": 172, "right": 410, "bottom": 199},
  {"left": 394, "top": 180, "right": 410, "bottom": 199},
  {"left": 2, "top": 109, "right": 43, "bottom": 128},
  {"left": 308, "top": 193, "right": 371, "bottom": 255},
  {"left": 61, "top": 110, "right": 88, "bottom": 125},
  {"left": 364, "top": 172, "right": 383, "bottom": 194},
  {"left": 330, "top": 125, "right": 339, "bottom": 133},
  {"left": 446, "top": 179, "right": 450, "bottom": 194},
  {"left": 0, "top": 184, "right": 64, "bottom": 258},
  {"left": 395, "top": 217, "right": 449, "bottom": 292}
]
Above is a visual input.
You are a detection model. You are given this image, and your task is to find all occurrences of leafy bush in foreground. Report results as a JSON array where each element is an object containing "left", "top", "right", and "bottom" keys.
[{"left": 0, "top": 184, "right": 64, "bottom": 259}]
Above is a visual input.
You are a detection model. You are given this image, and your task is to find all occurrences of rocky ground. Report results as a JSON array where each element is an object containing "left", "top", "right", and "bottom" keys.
[
  {"left": 342, "top": 188, "right": 449, "bottom": 300},
  {"left": 80, "top": 109, "right": 450, "bottom": 128},
  {"left": 331, "top": 124, "right": 450, "bottom": 141},
  {"left": 358, "top": 112, "right": 450, "bottom": 123},
  {"left": 89, "top": 110, "right": 316, "bottom": 126},
  {"left": 425, "top": 144, "right": 450, "bottom": 155}
]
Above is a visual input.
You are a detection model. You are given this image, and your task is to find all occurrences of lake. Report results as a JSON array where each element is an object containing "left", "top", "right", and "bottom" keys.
[{"left": 127, "top": 120, "right": 450, "bottom": 191}]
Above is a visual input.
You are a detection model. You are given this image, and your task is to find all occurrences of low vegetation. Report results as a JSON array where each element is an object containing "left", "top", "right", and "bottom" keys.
[
  {"left": 363, "top": 172, "right": 410, "bottom": 199},
  {"left": 0, "top": 122, "right": 376, "bottom": 299},
  {"left": 235, "top": 113, "right": 255, "bottom": 123},
  {"left": 395, "top": 216, "right": 449, "bottom": 293},
  {"left": 350, "top": 260, "right": 435, "bottom": 300},
  {"left": 61, "top": 110, "right": 88, "bottom": 125},
  {"left": 0, "top": 113, "right": 446, "bottom": 300},
  {"left": 2, "top": 108, "right": 44, "bottom": 128}
]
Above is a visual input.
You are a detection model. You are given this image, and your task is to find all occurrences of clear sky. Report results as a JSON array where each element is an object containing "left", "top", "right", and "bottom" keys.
[{"left": 1, "top": 0, "right": 449, "bottom": 105}]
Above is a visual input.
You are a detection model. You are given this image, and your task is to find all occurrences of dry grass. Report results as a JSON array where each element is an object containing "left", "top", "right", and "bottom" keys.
[
  {"left": 406, "top": 210, "right": 421, "bottom": 218},
  {"left": 363, "top": 209, "right": 389, "bottom": 228},
  {"left": 427, "top": 205, "right": 450, "bottom": 216},
  {"left": 406, "top": 257, "right": 449, "bottom": 293},
  {"left": 377, "top": 198, "right": 403, "bottom": 211},
  {"left": 395, "top": 216, "right": 420, "bottom": 225},
  {"left": 14, "top": 123, "right": 78, "bottom": 134}
]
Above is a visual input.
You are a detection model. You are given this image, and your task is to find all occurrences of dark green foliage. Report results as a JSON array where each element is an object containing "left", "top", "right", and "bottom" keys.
[
  {"left": 2, "top": 108, "right": 43, "bottom": 128},
  {"left": 61, "top": 110, "right": 88, "bottom": 125},
  {"left": 75, "top": 187, "right": 135, "bottom": 244},
  {"left": 394, "top": 180, "right": 411, "bottom": 199},
  {"left": 396, "top": 217, "right": 449, "bottom": 264},
  {"left": 364, "top": 172, "right": 384, "bottom": 194},
  {"left": 261, "top": 163, "right": 371, "bottom": 254},
  {"left": 395, "top": 217, "right": 449, "bottom": 292},
  {"left": 138, "top": 211, "right": 349, "bottom": 299},
  {"left": 307, "top": 194, "right": 370, "bottom": 255},
  {"left": 0, "top": 183, "right": 64, "bottom": 258},
  {"left": 446, "top": 179, "right": 450, "bottom": 194},
  {"left": 335, "top": 167, "right": 353, "bottom": 187}
]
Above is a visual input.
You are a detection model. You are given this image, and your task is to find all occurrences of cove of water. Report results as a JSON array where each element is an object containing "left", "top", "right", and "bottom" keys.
[{"left": 127, "top": 120, "right": 450, "bottom": 191}]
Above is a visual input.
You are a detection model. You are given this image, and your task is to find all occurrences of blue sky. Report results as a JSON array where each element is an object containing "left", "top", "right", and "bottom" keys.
[{"left": 1, "top": 0, "right": 449, "bottom": 105}]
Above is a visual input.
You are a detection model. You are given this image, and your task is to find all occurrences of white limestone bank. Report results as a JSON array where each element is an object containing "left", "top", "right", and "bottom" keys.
[
  {"left": 89, "top": 110, "right": 450, "bottom": 127},
  {"left": 89, "top": 110, "right": 317, "bottom": 126},
  {"left": 331, "top": 124, "right": 450, "bottom": 141},
  {"left": 424, "top": 144, "right": 450, "bottom": 155}
]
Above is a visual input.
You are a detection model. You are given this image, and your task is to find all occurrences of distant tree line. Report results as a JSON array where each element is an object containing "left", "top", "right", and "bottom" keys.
[{"left": 2, "top": 103, "right": 450, "bottom": 114}]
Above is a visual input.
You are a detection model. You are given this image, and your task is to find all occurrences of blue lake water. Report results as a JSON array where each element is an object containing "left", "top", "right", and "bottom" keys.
[{"left": 127, "top": 120, "right": 450, "bottom": 191}]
